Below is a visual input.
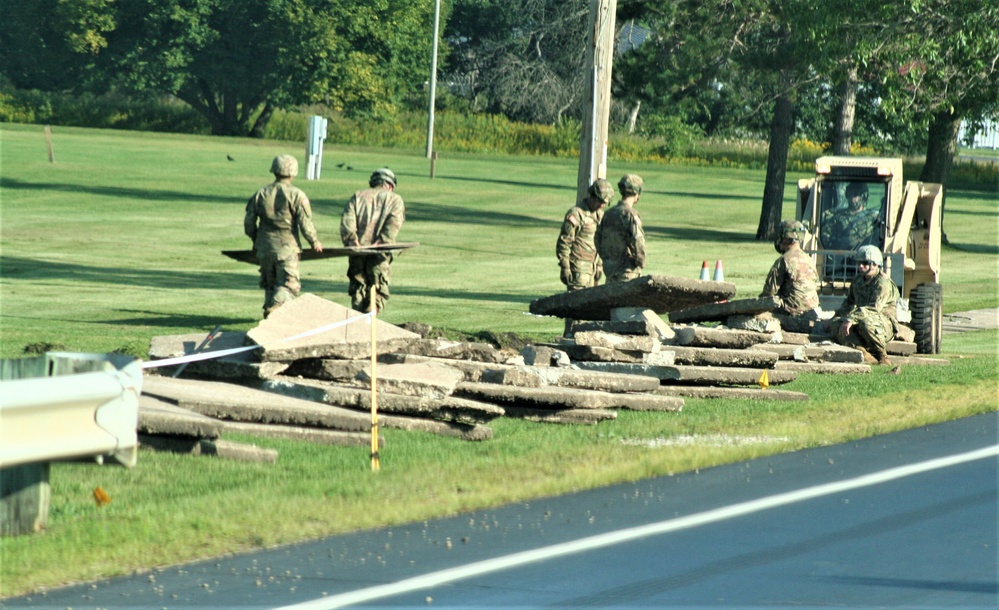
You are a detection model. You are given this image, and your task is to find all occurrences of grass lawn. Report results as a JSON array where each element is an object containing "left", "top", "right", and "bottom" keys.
[{"left": 0, "top": 123, "right": 996, "bottom": 597}]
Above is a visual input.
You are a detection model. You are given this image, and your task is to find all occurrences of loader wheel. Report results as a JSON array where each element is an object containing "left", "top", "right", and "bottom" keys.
[{"left": 910, "top": 283, "right": 943, "bottom": 354}]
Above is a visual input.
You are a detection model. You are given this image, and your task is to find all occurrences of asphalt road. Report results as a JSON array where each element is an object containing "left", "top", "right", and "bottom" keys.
[{"left": 6, "top": 412, "right": 996, "bottom": 610}]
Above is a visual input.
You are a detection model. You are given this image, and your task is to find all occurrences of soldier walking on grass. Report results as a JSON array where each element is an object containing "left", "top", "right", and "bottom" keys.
[
  {"left": 340, "top": 168, "right": 405, "bottom": 312},
  {"left": 760, "top": 219, "right": 822, "bottom": 333},
  {"left": 244, "top": 154, "right": 323, "bottom": 318},
  {"left": 595, "top": 174, "right": 646, "bottom": 282},
  {"left": 828, "top": 245, "right": 899, "bottom": 364}
]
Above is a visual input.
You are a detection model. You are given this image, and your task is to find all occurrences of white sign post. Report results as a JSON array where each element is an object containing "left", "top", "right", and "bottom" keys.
[{"left": 305, "top": 116, "right": 328, "bottom": 180}]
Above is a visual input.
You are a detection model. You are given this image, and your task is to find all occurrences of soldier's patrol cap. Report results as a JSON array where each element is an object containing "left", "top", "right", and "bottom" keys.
[{"left": 618, "top": 174, "right": 644, "bottom": 196}]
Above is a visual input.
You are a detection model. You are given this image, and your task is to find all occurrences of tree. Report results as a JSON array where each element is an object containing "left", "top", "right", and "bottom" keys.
[{"left": 445, "top": 0, "right": 591, "bottom": 124}]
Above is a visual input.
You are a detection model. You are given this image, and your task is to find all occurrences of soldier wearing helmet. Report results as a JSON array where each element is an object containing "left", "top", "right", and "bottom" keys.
[
  {"left": 828, "top": 244, "right": 900, "bottom": 364},
  {"left": 244, "top": 154, "right": 323, "bottom": 318},
  {"left": 595, "top": 174, "right": 646, "bottom": 282},
  {"left": 557, "top": 178, "right": 614, "bottom": 291},
  {"left": 759, "top": 220, "right": 821, "bottom": 333},
  {"left": 340, "top": 167, "right": 405, "bottom": 312},
  {"left": 820, "top": 181, "right": 879, "bottom": 250}
]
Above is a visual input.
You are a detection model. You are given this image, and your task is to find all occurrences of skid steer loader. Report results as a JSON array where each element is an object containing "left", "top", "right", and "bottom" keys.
[{"left": 796, "top": 156, "right": 944, "bottom": 354}]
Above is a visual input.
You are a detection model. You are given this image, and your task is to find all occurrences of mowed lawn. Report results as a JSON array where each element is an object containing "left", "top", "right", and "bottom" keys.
[{"left": 0, "top": 123, "right": 996, "bottom": 597}]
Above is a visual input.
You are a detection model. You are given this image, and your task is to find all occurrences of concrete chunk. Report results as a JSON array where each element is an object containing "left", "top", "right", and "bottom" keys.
[
  {"left": 392, "top": 338, "right": 511, "bottom": 363},
  {"left": 887, "top": 340, "right": 918, "bottom": 356},
  {"left": 502, "top": 407, "right": 617, "bottom": 425},
  {"left": 139, "top": 435, "right": 278, "bottom": 463},
  {"left": 520, "top": 345, "right": 571, "bottom": 367},
  {"left": 668, "top": 297, "right": 778, "bottom": 324},
  {"left": 455, "top": 382, "right": 684, "bottom": 411},
  {"left": 529, "top": 274, "right": 736, "bottom": 320},
  {"left": 569, "top": 319, "right": 655, "bottom": 336},
  {"left": 610, "top": 308, "right": 677, "bottom": 341},
  {"left": 217, "top": 421, "right": 378, "bottom": 447},
  {"left": 355, "top": 362, "right": 465, "bottom": 399},
  {"left": 147, "top": 331, "right": 289, "bottom": 379},
  {"left": 572, "top": 331, "right": 660, "bottom": 353},
  {"left": 571, "top": 362, "right": 796, "bottom": 386},
  {"left": 774, "top": 361, "right": 871, "bottom": 375},
  {"left": 669, "top": 346, "right": 779, "bottom": 368},
  {"left": 550, "top": 343, "right": 649, "bottom": 363},
  {"left": 654, "top": 386, "right": 810, "bottom": 401},
  {"left": 284, "top": 358, "right": 369, "bottom": 382},
  {"left": 673, "top": 326, "right": 778, "bottom": 349},
  {"left": 726, "top": 314, "right": 782, "bottom": 333},
  {"left": 138, "top": 394, "right": 223, "bottom": 439},
  {"left": 246, "top": 293, "right": 420, "bottom": 362},
  {"left": 480, "top": 366, "right": 662, "bottom": 393}
]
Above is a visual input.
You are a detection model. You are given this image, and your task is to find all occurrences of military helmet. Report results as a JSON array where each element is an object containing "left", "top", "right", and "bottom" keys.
[
  {"left": 855, "top": 244, "right": 883, "bottom": 267},
  {"left": 618, "top": 174, "right": 644, "bottom": 197},
  {"left": 270, "top": 154, "right": 299, "bottom": 177},
  {"left": 779, "top": 219, "right": 806, "bottom": 242},
  {"left": 588, "top": 178, "right": 615, "bottom": 203},
  {"left": 370, "top": 167, "right": 397, "bottom": 188}
]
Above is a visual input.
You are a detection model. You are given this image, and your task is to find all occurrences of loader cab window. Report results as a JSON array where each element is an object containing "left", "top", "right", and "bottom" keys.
[{"left": 818, "top": 180, "right": 885, "bottom": 251}]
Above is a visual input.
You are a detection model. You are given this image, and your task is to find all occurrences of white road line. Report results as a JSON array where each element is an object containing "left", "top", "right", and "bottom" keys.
[{"left": 275, "top": 445, "right": 999, "bottom": 610}]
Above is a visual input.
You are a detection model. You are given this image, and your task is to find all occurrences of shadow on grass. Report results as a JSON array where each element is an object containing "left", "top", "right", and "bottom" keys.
[
  {"left": 0, "top": 177, "right": 244, "bottom": 206},
  {"left": 105, "top": 310, "right": 257, "bottom": 329},
  {"left": 944, "top": 243, "right": 999, "bottom": 255},
  {"left": 1, "top": 255, "right": 255, "bottom": 290},
  {"left": 407, "top": 200, "right": 556, "bottom": 228},
  {"left": 645, "top": 226, "right": 760, "bottom": 243}
]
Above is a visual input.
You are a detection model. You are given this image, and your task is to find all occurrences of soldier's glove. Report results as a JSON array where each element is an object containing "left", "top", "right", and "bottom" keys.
[
  {"left": 560, "top": 264, "right": 572, "bottom": 286},
  {"left": 594, "top": 265, "right": 603, "bottom": 283}
]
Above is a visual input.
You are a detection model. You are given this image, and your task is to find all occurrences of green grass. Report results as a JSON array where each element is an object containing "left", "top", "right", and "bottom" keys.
[{"left": 1, "top": 123, "right": 997, "bottom": 597}]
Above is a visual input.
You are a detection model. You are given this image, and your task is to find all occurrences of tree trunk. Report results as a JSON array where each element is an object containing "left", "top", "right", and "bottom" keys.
[
  {"left": 249, "top": 103, "right": 274, "bottom": 138},
  {"left": 627, "top": 100, "right": 641, "bottom": 134},
  {"left": 756, "top": 89, "right": 795, "bottom": 241},
  {"left": 832, "top": 66, "right": 857, "bottom": 155},
  {"left": 920, "top": 110, "right": 962, "bottom": 244}
]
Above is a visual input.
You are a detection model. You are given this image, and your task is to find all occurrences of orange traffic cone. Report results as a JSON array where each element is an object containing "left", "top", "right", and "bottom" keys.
[
  {"left": 699, "top": 261, "right": 710, "bottom": 280},
  {"left": 713, "top": 260, "right": 724, "bottom": 282}
]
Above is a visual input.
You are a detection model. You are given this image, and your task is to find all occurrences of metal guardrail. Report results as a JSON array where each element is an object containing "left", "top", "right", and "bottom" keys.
[{"left": 0, "top": 355, "right": 142, "bottom": 469}]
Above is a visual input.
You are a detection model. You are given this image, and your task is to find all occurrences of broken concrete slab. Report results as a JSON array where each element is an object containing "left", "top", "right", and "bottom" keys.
[
  {"left": 653, "top": 386, "right": 810, "bottom": 401},
  {"left": 138, "top": 395, "right": 223, "bottom": 439},
  {"left": 749, "top": 342, "right": 865, "bottom": 363},
  {"left": 746, "top": 344, "right": 805, "bottom": 360},
  {"left": 284, "top": 358, "right": 369, "bottom": 382},
  {"left": 669, "top": 346, "right": 779, "bottom": 368},
  {"left": 569, "top": 318, "right": 656, "bottom": 337},
  {"left": 668, "top": 297, "right": 778, "bottom": 324},
  {"left": 610, "top": 308, "right": 677, "bottom": 341},
  {"left": 773, "top": 361, "right": 871, "bottom": 375},
  {"left": 139, "top": 435, "right": 278, "bottom": 463},
  {"left": 391, "top": 338, "right": 513, "bottom": 363},
  {"left": 571, "top": 331, "right": 660, "bottom": 353},
  {"left": 725, "top": 314, "right": 782, "bottom": 333},
  {"left": 673, "top": 326, "right": 778, "bottom": 349},
  {"left": 479, "top": 365, "right": 663, "bottom": 393},
  {"left": 571, "top": 362, "right": 796, "bottom": 386},
  {"left": 142, "top": 374, "right": 374, "bottom": 432},
  {"left": 520, "top": 345, "right": 571, "bottom": 367},
  {"left": 502, "top": 407, "right": 617, "bottom": 425},
  {"left": 255, "top": 376, "right": 504, "bottom": 425},
  {"left": 887, "top": 340, "right": 918, "bottom": 356},
  {"left": 355, "top": 362, "right": 465, "bottom": 399},
  {"left": 147, "top": 331, "right": 289, "bottom": 379},
  {"left": 217, "top": 421, "right": 377, "bottom": 447},
  {"left": 246, "top": 293, "right": 420, "bottom": 362},
  {"left": 455, "top": 382, "right": 684, "bottom": 411},
  {"left": 528, "top": 274, "right": 736, "bottom": 320},
  {"left": 778, "top": 331, "right": 814, "bottom": 346},
  {"left": 546, "top": 343, "right": 675, "bottom": 365}
]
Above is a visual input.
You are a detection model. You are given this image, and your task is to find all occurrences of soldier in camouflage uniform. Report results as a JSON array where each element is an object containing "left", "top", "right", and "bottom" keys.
[
  {"left": 829, "top": 245, "right": 899, "bottom": 364},
  {"left": 820, "top": 182, "right": 879, "bottom": 250},
  {"left": 595, "top": 174, "right": 646, "bottom": 282},
  {"left": 760, "top": 220, "right": 821, "bottom": 333},
  {"left": 340, "top": 168, "right": 405, "bottom": 312},
  {"left": 557, "top": 178, "right": 614, "bottom": 290},
  {"left": 244, "top": 154, "right": 323, "bottom": 318}
]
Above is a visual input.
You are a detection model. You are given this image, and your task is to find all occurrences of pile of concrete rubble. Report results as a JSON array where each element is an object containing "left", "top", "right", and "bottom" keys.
[{"left": 139, "top": 275, "right": 946, "bottom": 462}]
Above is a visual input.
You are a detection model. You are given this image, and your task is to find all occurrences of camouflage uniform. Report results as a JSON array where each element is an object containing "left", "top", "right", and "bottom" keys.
[
  {"left": 820, "top": 208, "right": 879, "bottom": 250},
  {"left": 340, "top": 173, "right": 405, "bottom": 312},
  {"left": 595, "top": 175, "right": 645, "bottom": 282},
  {"left": 761, "top": 246, "right": 821, "bottom": 333},
  {"left": 557, "top": 179, "right": 613, "bottom": 291},
  {"left": 830, "top": 271, "right": 899, "bottom": 358},
  {"left": 244, "top": 159, "right": 321, "bottom": 318}
]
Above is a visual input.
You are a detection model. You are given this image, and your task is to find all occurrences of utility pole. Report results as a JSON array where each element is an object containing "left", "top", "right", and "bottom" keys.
[
  {"left": 425, "top": 0, "right": 442, "bottom": 159},
  {"left": 576, "top": 0, "right": 617, "bottom": 202}
]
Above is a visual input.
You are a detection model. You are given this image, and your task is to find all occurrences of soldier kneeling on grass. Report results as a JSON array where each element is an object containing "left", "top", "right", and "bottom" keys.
[{"left": 828, "top": 245, "right": 899, "bottom": 365}]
